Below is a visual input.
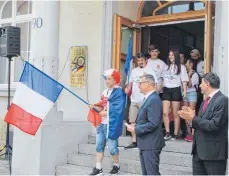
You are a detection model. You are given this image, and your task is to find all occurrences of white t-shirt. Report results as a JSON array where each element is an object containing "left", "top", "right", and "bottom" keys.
[
  {"left": 187, "top": 72, "right": 199, "bottom": 93},
  {"left": 163, "top": 64, "right": 189, "bottom": 88},
  {"left": 197, "top": 61, "right": 204, "bottom": 77},
  {"left": 146, "top": 59, "right": 167, "bottom": 87},
  {"left": 99, "top": 88, "right": 113, "bottom": 124},
  {"left": 129, "top": 66, "right": 158, "bottom": 103}
]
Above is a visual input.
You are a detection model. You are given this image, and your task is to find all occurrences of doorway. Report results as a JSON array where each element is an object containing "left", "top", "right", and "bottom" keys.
[
  {"left": 112, "top": 1, "right": 215, "bottom": 73},
  {"left": 112, "top": 1, "right": 215, "bottom": 137},
  {"left": 141, "top": 20, "right": 205, "bottom": 62}
]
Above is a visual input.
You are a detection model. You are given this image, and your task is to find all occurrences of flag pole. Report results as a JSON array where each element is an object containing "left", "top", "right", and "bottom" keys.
[
  {"left": 63, "top": 86, "right": 89, "bottom": 105},
  {"left": 125, "top": 70, "right": 130, "bottom": 108},
  {"left": 124, "top": 34, "right": 133, "bottom": 108},
  {"left": 18, "top": 58, "right": 99, "bottom": 112}
]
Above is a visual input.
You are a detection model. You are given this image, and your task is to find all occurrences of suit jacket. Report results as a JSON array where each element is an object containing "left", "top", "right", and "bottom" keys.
[
  {"left": 192, "top": 91, "right": 228, "bottom": 160},
  {"left": 135, "top": 92, "right": 165, "bottom": 150}
]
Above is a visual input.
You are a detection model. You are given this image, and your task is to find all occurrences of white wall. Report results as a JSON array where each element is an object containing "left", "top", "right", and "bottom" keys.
[
  {"left": 39, "top": 120, "right": 91, "bottom": 174},
  {"left": 12, "top": 107, "right": 91, "bottom": 174},
  {"left": 58, "top": 1, "right": 103, "bottom": 121},
  {"left": 213, "top": 1, "right": 228, "bottom": 96},
  {"left": 113, "top": 1, "right": 140, "bottom": 21}
]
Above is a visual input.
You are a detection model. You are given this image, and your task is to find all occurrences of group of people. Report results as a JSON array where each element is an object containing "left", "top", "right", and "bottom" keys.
[
  {"left": 125, "top": 45, "right": 204, "bottom": 147},
  {"left": 87, "top": 44, "right": 228, "bottom": 175}
]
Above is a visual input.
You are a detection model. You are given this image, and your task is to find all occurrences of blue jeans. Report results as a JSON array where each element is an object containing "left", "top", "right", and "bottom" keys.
[
  {"left": 96, "top": 124, "right": 119, "bottom": 155},
  {"left": 183, "top": 91, "right": 197, "bottom": 103}
]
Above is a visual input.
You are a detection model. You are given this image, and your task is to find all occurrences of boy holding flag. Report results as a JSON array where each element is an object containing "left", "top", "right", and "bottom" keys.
[{"left": 88, "top": 69, "right": 125, "bottom": 175}]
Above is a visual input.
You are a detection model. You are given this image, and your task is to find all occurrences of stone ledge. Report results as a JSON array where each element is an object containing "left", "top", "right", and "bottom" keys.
[{"left": 0, "top": 84, "right": 17, "bottom": 97}]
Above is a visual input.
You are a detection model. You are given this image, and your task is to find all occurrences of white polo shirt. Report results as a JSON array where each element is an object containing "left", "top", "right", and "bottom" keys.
[{"left": 129, "top": 66, "right": 158, "bottom": 103}]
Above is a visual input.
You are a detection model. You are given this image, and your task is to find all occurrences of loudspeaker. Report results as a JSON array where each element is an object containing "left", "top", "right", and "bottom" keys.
[{"left": 0, "top": 26, "right": 20, "bottom": 57}]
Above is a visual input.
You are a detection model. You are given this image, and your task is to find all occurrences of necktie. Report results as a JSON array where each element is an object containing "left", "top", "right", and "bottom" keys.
[{"left": 202, "top": 97, "right": 210, "bottom": 112}]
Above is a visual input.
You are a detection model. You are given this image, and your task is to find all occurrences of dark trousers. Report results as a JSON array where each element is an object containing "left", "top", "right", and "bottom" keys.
[
  {"left": 139, "top": 149, "right": 161, "bottom": 175},
  {"left": 193, "top": 152, "right": 227, "bottom": 175}
]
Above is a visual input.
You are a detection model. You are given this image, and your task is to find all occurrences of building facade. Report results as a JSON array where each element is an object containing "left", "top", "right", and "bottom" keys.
[{"left": 0, "top": 0, "right": 227, "bottom": 174}]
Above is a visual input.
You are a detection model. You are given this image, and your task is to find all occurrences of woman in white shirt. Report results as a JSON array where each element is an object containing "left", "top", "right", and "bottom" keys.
[
  {"left": 162, "top": 49, "right": 189, "bottom": 141},
  {"left": 183, "top": 59, "right": 199, "bottom": 142}
]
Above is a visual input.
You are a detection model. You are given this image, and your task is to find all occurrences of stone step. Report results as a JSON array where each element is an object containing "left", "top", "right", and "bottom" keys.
[
  {"left": 78, "top": 144, "right": 192, "bottom": 168},
  {"left": 0, "top": 160, "right": 10, "bottom": 175},
  {"left": 88, "top": 135, "right": 133, "bottom": 147},
  {"left": 67, "top": 153, "right": 192, "bottom": 175},
  {"left": 88, "top": 135, "right": 192, "bottom": 154},
  {"left": 56, "top": 164, "right": 135, "bottom": 175}
]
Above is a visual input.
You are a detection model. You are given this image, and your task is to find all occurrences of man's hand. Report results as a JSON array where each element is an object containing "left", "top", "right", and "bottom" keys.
[
  {"left": 178, "top": 106, "right": 195, "bottom": 121},
  {"left": 99, "top": 110, "right": 107, "bottom": 117},
  {"left": 127, "top": 125, "right": 135, "bottom": 133}
]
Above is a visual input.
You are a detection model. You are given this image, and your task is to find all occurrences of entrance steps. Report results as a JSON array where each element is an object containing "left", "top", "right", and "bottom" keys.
[{"left": 56, "top": 135, "right": 192, "bottom": 175}]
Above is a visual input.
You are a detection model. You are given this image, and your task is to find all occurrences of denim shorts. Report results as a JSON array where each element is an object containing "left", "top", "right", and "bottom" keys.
[
  {"left": 96, "top": 124, "right": 119, "bottom": 155},
  {"left": 183, "top": 91, "right": 197, "bottom": 103}
]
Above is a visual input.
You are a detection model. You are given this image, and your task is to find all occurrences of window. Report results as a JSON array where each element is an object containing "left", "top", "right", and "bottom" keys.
[
  {"left": 0, "top": 0, "right": 32, "bottom": 84},
  {"left": 16, "top": 1, "right": 32, "bottom": 16},
  {"left": 155, "top": 1, "right": 205, "bottom": 15},
  {"left": 141, "top": 1, "right": 205, "bottom": 17}
]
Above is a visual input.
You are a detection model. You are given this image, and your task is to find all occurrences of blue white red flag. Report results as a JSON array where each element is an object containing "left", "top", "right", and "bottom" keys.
[{"left": 4, "top": 61, "right": 63, "bottom": 135}]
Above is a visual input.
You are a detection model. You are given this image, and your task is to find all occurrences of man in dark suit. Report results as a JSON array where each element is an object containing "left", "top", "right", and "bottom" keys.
[
  {"left": 127, "top": 74, "right": 165, "bottom": 175},
  {"left": 178, "top": 72, "right": 228, "bottom": 175}
]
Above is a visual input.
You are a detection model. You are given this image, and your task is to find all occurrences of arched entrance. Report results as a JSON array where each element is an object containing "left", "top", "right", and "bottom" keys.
[{"left": 112, "top": 0, "right": 214, "bottom": 82}]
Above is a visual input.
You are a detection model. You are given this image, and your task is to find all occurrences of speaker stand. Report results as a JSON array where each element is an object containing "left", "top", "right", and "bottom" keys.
[{"left": 0, "top": 56, "right": 13, "bottom": 174}]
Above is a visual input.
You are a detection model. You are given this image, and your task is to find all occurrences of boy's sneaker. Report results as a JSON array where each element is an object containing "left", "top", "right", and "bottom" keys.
[
  {"left": 109, "top": 165, "right": 120, "bottom": 174},
  {"left": 89, "top": 167, "right": 103, "bottom": 175}
]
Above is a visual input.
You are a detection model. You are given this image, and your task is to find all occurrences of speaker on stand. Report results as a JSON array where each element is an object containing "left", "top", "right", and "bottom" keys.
[{"left": 0, "top": 26, "right": 20, "bottom": 174}]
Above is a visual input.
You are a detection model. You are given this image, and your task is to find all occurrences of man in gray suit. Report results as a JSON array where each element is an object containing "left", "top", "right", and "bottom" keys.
[
  {"left": 178, "top": 72, "right": 228, "bottom": 175},
  {"left": 127, "top": 74, "right": 165, "bottom": 175}
]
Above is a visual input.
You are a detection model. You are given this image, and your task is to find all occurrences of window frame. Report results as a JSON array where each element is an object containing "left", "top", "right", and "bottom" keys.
[{"left": 0, "top": 0, "right": 33, "bottom": 87}]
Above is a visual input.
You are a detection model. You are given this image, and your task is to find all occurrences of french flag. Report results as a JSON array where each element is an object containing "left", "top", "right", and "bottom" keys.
[{"left": 4, "top": 61, "right": 63, "bottom": 136}]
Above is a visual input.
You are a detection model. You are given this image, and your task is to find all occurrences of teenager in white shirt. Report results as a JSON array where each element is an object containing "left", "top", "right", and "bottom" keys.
[
  {"left": 162, "top": 49, "right": 189, "bottom": 140},
  {"left": 146, "top": 44, "right": 167, "bottom": 97},
  {"left": 183, "top": 59, "right": 199, "bottom": 142},
  {"left": 124, "top": 52, "right": 158, "bottom": 149}
]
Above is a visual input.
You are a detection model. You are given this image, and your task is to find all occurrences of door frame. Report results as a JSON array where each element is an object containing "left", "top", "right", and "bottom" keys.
[
  {"left": 112, "top": 1, "right": 214, "bottom": 73},
  {"left": 112, "top": 14, "right": 140, "bottom": 70}
]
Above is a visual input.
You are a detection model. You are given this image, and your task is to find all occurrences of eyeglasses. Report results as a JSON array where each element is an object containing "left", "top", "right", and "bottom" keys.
[{"left": 138, "top": 81, "right": 149, "bottom": 85}]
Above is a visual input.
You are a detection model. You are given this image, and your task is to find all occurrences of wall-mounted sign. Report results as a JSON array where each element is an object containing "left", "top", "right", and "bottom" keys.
[{"left": 69, "top": 46, "right": 87, "bottom": 87}]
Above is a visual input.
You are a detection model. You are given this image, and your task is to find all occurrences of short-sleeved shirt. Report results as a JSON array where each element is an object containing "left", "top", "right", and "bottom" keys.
[
  {"left": 99, "top": 88, "right": 113, "bottom": 124},
  {"left": 129, "top": 66, "right": 158, "bottom": 103},
  {"left": 197, "top": 61, "right": 204, "bottom": 77},
  {"left": 163, "top": 64, "right": 189, "bottom": 88},
  {"left": 187, "top": 72, "right": 199, "bottom": 92},
  {"left": 146, "top": 59, "right": 167, "bottom": 87}
]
